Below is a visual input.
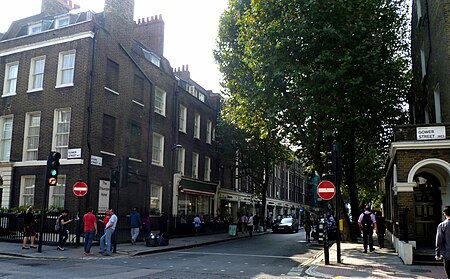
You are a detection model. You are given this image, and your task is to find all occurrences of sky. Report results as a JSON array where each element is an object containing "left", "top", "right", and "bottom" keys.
[{"left": 0, "top": 0, "right": 228, "bottom": 93}]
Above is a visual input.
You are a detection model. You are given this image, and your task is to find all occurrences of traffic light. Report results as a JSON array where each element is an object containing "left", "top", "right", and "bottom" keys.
[
  {"left": 120, "top": 156, "right": 132, "bottom": 187},
  {"left": 110, "top": 169, "right": 120, "bottom": 187},
  {"left": 47, "top": 151, "right": 61, "bottom": 186}
]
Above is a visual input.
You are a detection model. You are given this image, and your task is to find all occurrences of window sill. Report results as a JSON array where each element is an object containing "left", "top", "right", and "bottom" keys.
[
  {"left": 55, "top": 83, "right": 74, "bottom": 89},
  {"left": 1, "top": 93, "right": 16, "bottom": 98},
  {"left": 132, "top": 100, "right": 144, "bottom": 107},
  {"left": 27, "top": 88, "right": 43, "bottom": 93}
]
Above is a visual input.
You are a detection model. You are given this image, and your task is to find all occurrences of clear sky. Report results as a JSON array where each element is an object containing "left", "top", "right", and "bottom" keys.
[{"left": 0, "top": 0, "right": 228, "bottom": 93}]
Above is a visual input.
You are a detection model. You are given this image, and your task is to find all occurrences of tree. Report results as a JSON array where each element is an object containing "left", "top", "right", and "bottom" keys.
[
  {"left": 214, "top": 0, "right": 292, "bottom": 228},
  {"left": 215, "top": 0, "right": 410, "bottom": 239}
]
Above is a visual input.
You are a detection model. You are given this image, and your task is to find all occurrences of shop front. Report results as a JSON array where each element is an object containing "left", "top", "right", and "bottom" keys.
[{"left": 176, "top": 178, "right": 217, "bottom": 219}]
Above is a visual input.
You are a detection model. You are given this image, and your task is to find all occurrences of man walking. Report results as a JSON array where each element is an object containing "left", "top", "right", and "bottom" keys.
[
  {"left": 129, "top": 207, "right": 141, "bottom": 244},
  {"left": 57, "top": 209, "right": 74, "bottom": 251},
  {"left": 99, "top": 209, "right": 117, "bottom": 256},
  {"left": 83, "top": 207, "right": 97, "bottom": 255},
  {"left": 247, "top": 214, "right": 254, "bottom": 237},
  {"left": 358, "top": 206, "right": 377, "bottom": 253},
  {"left": 435, "top": 206, "right": 450, "bottom": 279}
]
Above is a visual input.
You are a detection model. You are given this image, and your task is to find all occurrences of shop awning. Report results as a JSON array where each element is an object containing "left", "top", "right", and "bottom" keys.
[{"left": 179, "top": 178, "right": 217, "bottom": 197}]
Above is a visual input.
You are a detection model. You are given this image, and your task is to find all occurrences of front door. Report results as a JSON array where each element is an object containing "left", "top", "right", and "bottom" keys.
[{"left": 414, "top": 173, "right": 441, "bottom": 248}]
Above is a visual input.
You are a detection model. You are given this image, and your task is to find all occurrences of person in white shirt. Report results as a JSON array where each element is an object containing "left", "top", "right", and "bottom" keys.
[
  {"left": 99, "top": 209, "right": 118, "bottom": 256},
  {"left": 247, "top": 214, "right": 254, "bottom": 237}
]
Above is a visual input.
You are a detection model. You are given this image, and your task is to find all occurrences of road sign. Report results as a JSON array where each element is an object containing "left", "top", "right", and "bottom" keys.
[
  {"left": 317, "top": 180, "right": 336, "bottom": 200},
  {"left": 73, "top": 181, "right": 88, "bottom": 197}
]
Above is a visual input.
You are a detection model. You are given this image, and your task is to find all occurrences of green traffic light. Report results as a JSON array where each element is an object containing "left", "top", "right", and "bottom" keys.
[{"left": 50, "top": 169, "right": 57, "bottom": 176}]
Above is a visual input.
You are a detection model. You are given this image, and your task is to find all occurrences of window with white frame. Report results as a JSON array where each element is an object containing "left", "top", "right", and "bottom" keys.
[
  {"left": 142, "top": 49, "right": 161, "bottom": 67},
  {"left": 194, "top": 113, "right": 201, "bottom": 139},
  {"left": 28, "top": 22, "right": 42, "bottom": 35},
  {"left": 154, "top": 87, "right": 166, "bottom": 116},
  {"left": 28, "top": 56, "right": 45, "bottom": 92},
  {"left": 179, "top": 105, "right": 187, "bottom": 133},
  {"left": 420, "top": 46, "right": 426, "bottom": 80},
  {"left": 416, "top": 0, "right": 422, "bottom": 26},
  {"left": 3, "top": 62, "right": 19, "bottom": 96},
  {"left": 23, "top": 112, "right": 41, "bottom": 161},
  {"left": 206, "top": 120, "right": 212, "bottom": 144},
  {"left": 192, "top": 152, "right": 199, "bottom": 179},
  {"left": 56, "top": 50, "right": 75, "bottom": 87},
  {"left": 150, "top": 185, "right": 162, "bottom": 215},
  {"left": 204, "top": 156, "right": 211, "bottom": 181},
  {"left": 152, "top": 133, "right": 164, "bottom": 166},
  {"left": 198, "top": 92, "right": 205, "bottom": 102},
  {"left": 176, "top": 148, "right": 185, "bottom": 175},
  {"left": 48, "top": 175, "right": 66, "bottom": 208},
  {"left": 0, "top": 116, "right": 13, "bottom": 162},
  {"left": 20, "top": 176, "right": 35, "bottom": 206},
  {"left": 434, "top": 83, "right": 441, "bottom": 123},
  {"left": 55, "top": 16, "right": 70, "bottom": 28},
  {"left": 212, "top": 127, "right": 216, "bottom": 142},
  {"left": 53, "top": 108, "right": 71, "bottom": 159}
]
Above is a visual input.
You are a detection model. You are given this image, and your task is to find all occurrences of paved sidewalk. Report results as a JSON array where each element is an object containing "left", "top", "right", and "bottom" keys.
[{"left": 305, "top": 242, "right": 447, "bottom": 279}]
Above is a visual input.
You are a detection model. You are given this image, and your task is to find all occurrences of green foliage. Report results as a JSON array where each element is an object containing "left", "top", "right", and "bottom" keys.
[{"left": 215, "top": 0, "right": 410, "bottom": 232}]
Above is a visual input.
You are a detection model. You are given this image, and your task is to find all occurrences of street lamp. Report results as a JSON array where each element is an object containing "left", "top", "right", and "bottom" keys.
[{"left": 167, "top": 144, "right": 183, "bottom": 238}]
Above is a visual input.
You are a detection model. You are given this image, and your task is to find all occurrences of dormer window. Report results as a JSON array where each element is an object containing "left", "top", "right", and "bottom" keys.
[
  {"left": 28, "top": 23, "right": 42, "bottom": 35},
  {"left": 142, "top": 49, "right": 161, "bottom": 67},
  {"left": 55, "top": 16, "right": 70, "bottom": 28}
]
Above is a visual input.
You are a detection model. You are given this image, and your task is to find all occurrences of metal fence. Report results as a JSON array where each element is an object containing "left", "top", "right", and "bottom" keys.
[{"left": 0, "top": 212, "right": 229, "bottom": 245}]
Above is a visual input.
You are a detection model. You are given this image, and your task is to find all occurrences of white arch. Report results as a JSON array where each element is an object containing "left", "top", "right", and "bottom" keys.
[{"left": 407, "top": 158, "right": 450, "bottom": 186}]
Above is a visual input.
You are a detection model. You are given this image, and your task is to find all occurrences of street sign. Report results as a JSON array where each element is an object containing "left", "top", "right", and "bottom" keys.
[
  {"left": 73, "top": 181, "right": 88, "bottom": 197},
  {"left": 317, "top": 180, "right": 336, "bottom": 200}
]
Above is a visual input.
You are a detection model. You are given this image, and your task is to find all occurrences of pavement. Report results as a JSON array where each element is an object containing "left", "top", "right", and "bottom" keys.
[{"left": 0, "top": 230, "right": 447, "bottom": 278}]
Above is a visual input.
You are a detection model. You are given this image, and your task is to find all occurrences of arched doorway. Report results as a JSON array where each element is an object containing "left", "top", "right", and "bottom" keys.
[{"left": 413, "top": 172, "right": 441, "bottom": 248}]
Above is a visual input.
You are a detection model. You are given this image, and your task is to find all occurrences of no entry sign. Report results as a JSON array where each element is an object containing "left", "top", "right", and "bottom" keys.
[
  {"left": 317, "top": 181, "right": 336, "bottom": 200},
  {"left": 73, "top": 181, "right": 88, "bottom": 197}
]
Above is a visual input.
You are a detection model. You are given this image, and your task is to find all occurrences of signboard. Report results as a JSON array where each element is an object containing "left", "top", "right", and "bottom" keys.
[
  {"left": 228, "top": 224, "right": 237, "bottom": 236},
  {"left": 98, "top": 180, "right": 110, "bottom": 213},
  {"left": 317, "top": 181, "right": 336, "bottom": 201},
  {"left": 68, "top": 148, "right": 81, "bottom": 159},
  {"left": 73, "top": 181, "right": 88, "bottom": 197},
  {"left": 416, "top": 126, "right": 446, "bottom": 140},
  {"left": 90, "top": 155, "right": 103, "bottom": 166}
]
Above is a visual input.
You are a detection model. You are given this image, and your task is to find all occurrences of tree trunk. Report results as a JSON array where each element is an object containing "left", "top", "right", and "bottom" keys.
[{"left": 345, "top": 132, "right": 360, "bottom": 242}]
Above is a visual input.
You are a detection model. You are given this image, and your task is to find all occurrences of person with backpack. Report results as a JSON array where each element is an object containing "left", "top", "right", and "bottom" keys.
[{"left": 358, "top": 206, "right": 377, "bottom": 253}]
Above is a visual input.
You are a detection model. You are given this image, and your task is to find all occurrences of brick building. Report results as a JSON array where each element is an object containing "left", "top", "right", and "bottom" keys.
[
  {"left": 0, "top": 0, "right": 222, "bottom": 225},
  {"left": 0, "top": 0, "right": 309, "bottom": 234},
  {"left": 384, "top": 0, "right": 450, "bottom": 264}
]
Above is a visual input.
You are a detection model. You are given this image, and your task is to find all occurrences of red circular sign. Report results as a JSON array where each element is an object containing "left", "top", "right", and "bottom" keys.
[
  {"left": 317, "top": 181, "right": 336, "bottom": 200},
  {"left": 73, "top": 181, "right": 88, "bottom": 197}
]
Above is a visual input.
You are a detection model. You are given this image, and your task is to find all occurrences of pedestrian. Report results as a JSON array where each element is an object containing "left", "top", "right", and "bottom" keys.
[
  {"left": 194, "top": 214, "right": 201, "bottom": 233},
  {"left": 57, "top": 209, "right": 74, "bottom": 251},
  {"left": 358, "top": 206, "right": 377, "bottom": 253},
  {"left": 435, "top": 206, "right": 450, "bottom": 278},
  {"left": 22, "top": 206, "right": 37, "bottom": 249},
  {"left": 247, "top": 214, "right": 254, "bottom": 237},
  {"left": 240, "top": 214, "right": 248, "bottom": 233},
  {"left": 375, "top": 211, "right": 386, "bottom": 248},
  {"left": 83, "top": 207, "right": 97, "bottom": 255},
  {"left": 142, "top": 213, "right": 152, "bottom": 240},
  {"left": 99, "top": 208, "right": 117, "bottom": 256},
  {"left": 253, "top": 214, "right": 260, "bottom": 232},
  {"left": 304, "top": 217, "right": 313, "bottom": 243},
  {"left": 129, "top": 207, "right": 141, "bottom": 244}
]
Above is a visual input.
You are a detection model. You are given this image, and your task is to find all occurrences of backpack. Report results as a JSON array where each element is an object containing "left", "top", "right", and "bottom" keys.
[
  {"left": 55, "top": 215, "right": 62, "bottom": 232},
  {"left": 362, "top": 213, "right": 373, "bottom": 228}
]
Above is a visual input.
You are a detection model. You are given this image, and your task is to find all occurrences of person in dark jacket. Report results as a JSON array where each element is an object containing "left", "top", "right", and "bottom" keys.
[
  {"left": 129, "top": 207, "right": 142, "bottom": 244},
  {"left": 436, "top": 206, "right": 450, "bottom": 278},
  {"left": 375, "top": 211, "right": 386, "bottom": 248}
]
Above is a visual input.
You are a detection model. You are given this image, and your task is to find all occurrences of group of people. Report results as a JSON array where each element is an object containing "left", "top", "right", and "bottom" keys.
[{"left": 237, "top": 213, "right": 260, "bottom": 237}]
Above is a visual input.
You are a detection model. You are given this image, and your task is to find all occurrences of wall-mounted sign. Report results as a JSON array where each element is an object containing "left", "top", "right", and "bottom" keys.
[
  {"left": 416, "top": 126, "right": 446, "bottom": 141},
  {"left": 68, "top": 148, "right": 81, "bottom": 159},
  {"left": 90, "top": 155, "right": 103, "bottom": 166}
]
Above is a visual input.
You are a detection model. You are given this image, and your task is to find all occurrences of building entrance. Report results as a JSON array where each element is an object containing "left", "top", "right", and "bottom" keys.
[{"left": 414, "top": 172, "right": 441, "bottom": 248}]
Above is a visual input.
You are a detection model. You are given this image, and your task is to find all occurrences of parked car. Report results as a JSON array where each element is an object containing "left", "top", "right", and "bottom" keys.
[{"left": 272, "top": 217, "right": 299, "bottom": 233}]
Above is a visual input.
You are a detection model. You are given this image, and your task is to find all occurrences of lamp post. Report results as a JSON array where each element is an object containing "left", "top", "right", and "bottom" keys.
[{"left": 167, "top": 144, "right": 182, "bottom": 238}]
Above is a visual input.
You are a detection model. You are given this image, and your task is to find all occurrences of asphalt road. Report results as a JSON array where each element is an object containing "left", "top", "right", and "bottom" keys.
[{"left": 0, "top": 230, "right": 322, "bottom": 279}]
